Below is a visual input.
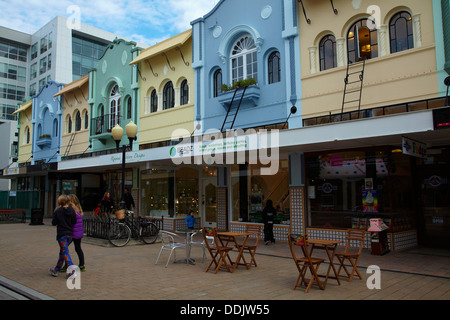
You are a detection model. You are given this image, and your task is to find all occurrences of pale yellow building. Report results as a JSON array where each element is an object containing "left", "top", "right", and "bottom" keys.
[
  {"left": 298, "top": 0, "right": 440, "bottom": 120},
  {"left": 13, "top": 100, "right": 33, "bottom": 164},
  {"left": 54, "top": 75, "right": 90, "bottom": 158},
  {"left": 130, "top": 29, "right": 194, "bottom": 147}
]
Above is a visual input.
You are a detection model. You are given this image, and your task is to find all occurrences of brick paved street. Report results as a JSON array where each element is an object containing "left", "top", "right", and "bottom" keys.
[{"left": 0, "top": 221, "right": 449, "bottom": 305}]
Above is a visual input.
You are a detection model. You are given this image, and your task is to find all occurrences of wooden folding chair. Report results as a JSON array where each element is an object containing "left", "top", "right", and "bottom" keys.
[
  {"left": 242, "top": 224, "right": 262, "bottom": 267},
  {"left": 334, "top": 229, "right": 367, "bottom": 281},
  {"left": 288, "top": 234, "right": 325, "bottom": 293},
  {"left": 202, "top": 227, "right": 233, "bottom": 274}
]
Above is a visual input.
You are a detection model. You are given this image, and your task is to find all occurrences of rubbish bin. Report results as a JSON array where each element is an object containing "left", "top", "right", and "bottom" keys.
[
  {"left": 368, "top": 218, "right": 390, "bottom": 255},
  {"left": 30, "top": 208, "right": 44, "bottom": 225}
]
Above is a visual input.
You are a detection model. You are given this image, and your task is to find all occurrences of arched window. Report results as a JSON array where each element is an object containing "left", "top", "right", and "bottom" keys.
[
  {"left": 75, "top": 111, "right": 81, "bottom": 131},
  {"left": 163, "top": 81, "right": 174, "bottom": 110},
  {"left": 213, "top": 69, "right": 222, "bottom": 97},
  {"left": 180, "top": 79, "right": 189, "bottom": 105},
  {"left": 84, "top": 111, "right": 89, "bottom": 130},
  {"left": 268, "top": 51, "right": 281, "bottom": 84},
  {"left": 53, "top": 119, "right": 58, "bottom": 137},
  {"left": 390, "top": 11, "right": 414, "bottom": 53},
  {"left": 150, "top": 89, "right": 158, "bottom": 113},
  {"left": 26, "top": 127, "right": 30, "bottom": 144},
  {"left": 347, "top": 19, "right": 378, "bottom": 64},
  {"left": 109, "top": 84, "right": 121, "bottom": 128},
  {"left": 67, "top": 116, "right": 72, "bottom": 134},
  {"left": 230, "top": 34, "right": 257, "bottom": 84},
  {"left": 126, "top": 97, "right": 132, "bottom": 119},
  {"left": 319, "top": 35, "right": 337, "bottom": 71}
]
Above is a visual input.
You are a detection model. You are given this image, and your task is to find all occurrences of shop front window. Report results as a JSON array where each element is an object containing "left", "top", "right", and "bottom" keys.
[
  {"left": 175, "top": 167, "right": 199, "bottom": 216},
  {"left": 141, "top": 169, "right": 173, "bottom": 217},
  {"left": 231, "top": 159, "right": 290, "bottom": 224},
  {"left": 306, "top": 149, "right": 416, "bottom": 232}
]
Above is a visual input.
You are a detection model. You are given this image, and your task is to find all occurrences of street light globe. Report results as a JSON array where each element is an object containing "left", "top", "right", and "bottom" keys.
[
  {"left": 111, "top": 124, "right": 124, "bottom": 142},
  {"left": 125, "top": 121, "right": 138, "bottom": 139}
]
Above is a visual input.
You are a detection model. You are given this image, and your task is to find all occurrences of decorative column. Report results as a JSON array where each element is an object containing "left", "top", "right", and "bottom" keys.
[
  {"left": 336, "top": 38, "right": 346, "bottom": 67},
  {"left": 308, "top": 46, "right": 318, "bottom": 74},
  {"left": 413, "top": 13, "right": 422, "bottom": 48},
  {"left": 377, "top": 25, "right": 388, "bottom": 57},
  {"left": 216, "top": 167, "right": 228, "bottom": 231},
  {"left": 289, "top": 153, "right": 306, "bottom": 235}
]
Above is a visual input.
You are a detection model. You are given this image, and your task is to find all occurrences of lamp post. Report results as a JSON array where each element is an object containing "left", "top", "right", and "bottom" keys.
[{"left": 111, "top": 121, "right": 138, "bottom": 209}]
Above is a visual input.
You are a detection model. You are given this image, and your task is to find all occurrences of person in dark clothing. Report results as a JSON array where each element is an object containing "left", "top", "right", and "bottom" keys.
[
  {"left": 262, "top": 199, "right": 277, "bottom": 245},
  {"left": 124, "top": 188, "right": 135, "bottom": 210},
  {"left": 100, "top": 191, "right": 115, "bottom": 214},
  {"left": 49, "top": 194, "right": 77, "bottom": 278}
]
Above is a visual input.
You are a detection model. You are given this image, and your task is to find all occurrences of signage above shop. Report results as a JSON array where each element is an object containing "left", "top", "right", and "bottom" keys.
[
  {"left": 433, "top": 107, "right": 450, "bottom": 130},
  {"left": 402, "top": 137, "right": 426, "bottom": 158}
]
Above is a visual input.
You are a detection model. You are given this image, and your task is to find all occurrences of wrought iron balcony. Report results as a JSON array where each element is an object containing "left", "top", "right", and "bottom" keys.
[{"left": 91, "top": 114, "right": 121, "bottom": 138}]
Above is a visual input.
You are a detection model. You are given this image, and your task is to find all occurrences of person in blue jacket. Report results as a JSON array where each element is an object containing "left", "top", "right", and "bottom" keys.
[{"left": 185, "top": 210, "right": 197, "bottom": 230}]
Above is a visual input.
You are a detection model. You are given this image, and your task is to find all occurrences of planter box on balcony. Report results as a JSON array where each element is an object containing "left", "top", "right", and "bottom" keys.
[
  {"left": 218, "top": 85, "right": 260, "bottom": 109},
  {"left": 36, "top": 137, "right": 52, "bottom": 148}
]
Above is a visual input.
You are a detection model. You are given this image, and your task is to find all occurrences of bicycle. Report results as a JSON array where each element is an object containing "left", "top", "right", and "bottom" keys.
[{"left": 108, "top": 209, "right": 159, "bottom": 247}]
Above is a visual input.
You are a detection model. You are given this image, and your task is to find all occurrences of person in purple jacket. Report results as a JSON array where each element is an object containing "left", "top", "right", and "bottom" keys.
[{"left": 65, "top": 194, "right": 86, "bottom": 272}]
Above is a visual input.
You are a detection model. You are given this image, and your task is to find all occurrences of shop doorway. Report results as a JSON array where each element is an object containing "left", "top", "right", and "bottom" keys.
[
  {"left": 201, "top": 168, "right": 217, "bottom": 228},
  {"left": 417, "top": 149, "right": 450, "bottom": 248}
]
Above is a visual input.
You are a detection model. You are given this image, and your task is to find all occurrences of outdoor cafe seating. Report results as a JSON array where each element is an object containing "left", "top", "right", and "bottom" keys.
[
  {"left": 334, "top": 229, "right": 367, "bottom": 281},
  {"left": 288, "top": 233, "right": 325, "bottom": 293},
  {"left": 155, "top": 230, "right": 186, "bottom": 267},
  {"left": 202, "top": 227, "right": 233, "bottom": 274}
]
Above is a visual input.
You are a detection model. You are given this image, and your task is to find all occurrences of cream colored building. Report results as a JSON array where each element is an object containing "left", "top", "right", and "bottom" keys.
[
  {"left": 13, "top": 100, "right": 33, "bottom": 164},
  {"left": 130, "top": 30, "right": 194, "bottom": 146},
  {"left": 54, "top": 75, "right": 90, "bottom": 158},
  {"left": 299, "top": 0, "right": 440, "bottom": 119}
]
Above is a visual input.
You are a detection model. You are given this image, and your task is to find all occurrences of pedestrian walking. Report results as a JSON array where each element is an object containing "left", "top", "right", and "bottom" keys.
[
  {"left": 67, "top": 194, "right": 86, "bottom": 272},
  {"left": 49, "top": 194, "right": 77, "bottom": 278},
  {"left": 124, "top": 188, "right": 135, "bottom": 210},
  {"left": 262, "top": 199, "right": 277, "bottom": 245}
]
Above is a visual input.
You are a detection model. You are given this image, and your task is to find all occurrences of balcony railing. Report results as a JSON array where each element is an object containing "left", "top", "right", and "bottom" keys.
[
  {"left": 91, "top": 114, "right": 121, "bottom": 137},
  {"left": 302, "top": 97, "right": 448, "bottom": 127}
]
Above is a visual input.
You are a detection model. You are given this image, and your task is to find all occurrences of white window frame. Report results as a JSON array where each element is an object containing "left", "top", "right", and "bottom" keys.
[{"left": 230, "top": 34, "right": 258, "bottom": 85}]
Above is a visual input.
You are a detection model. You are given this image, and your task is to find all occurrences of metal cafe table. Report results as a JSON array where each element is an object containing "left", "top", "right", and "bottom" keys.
[
  {"left": 216, "top": 231, "right": 252, "bottom": 272},
  {"left": 174, "top": 229, "right": 196, "bottom": 265}
]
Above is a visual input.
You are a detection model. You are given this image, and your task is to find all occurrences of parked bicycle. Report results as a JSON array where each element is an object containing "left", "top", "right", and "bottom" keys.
[{"left": 108, "top": 209, "right": 159, "bottom": 247}]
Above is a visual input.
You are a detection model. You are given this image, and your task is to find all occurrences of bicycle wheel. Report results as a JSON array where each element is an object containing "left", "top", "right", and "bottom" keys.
[
  {"left": 108, "top": 222, "right": 131, "bottom": 247},
  {"left": 140, "top": 222, "right": 159, "bottom": 244}
]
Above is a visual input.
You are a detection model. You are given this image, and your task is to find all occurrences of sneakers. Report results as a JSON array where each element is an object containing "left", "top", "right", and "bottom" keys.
[
  {"left": 79, "top": 265, "right": 86, "bottom": 272},
  {"left": 49, "top": 268, "right": 59, "bottom": 277},
  {"left": 61, "top": 265, "right": 86, "bottom": 272}
]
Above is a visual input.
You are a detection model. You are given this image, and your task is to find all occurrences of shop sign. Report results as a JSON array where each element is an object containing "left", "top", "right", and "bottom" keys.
[
  {"left": 433, "top": 107, "right": 450, "bottom": 130},
  {"left": 3, "top": 167, "right": 19, "bottom": 176},
  {"left": 424, "top": 175, "right": 448, "bottom": 187},
  {"left": 402, "top": 137, "right": 426, "bottom": 158}
]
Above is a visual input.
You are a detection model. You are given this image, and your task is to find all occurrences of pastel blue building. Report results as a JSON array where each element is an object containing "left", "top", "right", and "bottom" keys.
[
  {"left": 31, "top": 81, "right": 65, "bottom": 164},
  {"left": 191, "top": 0, "right": 302, "bottom": 133}
]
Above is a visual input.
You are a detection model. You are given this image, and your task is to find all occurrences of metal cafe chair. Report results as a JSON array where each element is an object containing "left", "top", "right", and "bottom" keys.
[{"left": 155, "top": 230, "right": 186, "bottom": 268}]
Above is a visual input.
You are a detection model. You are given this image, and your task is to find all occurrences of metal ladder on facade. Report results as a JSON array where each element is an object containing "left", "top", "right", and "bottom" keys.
[
  {"left": 63, "top": 133, "right": 76, "bottom": 157},
  {"left": 221, "top": 86, "right": 247, "bottom": 133},
  {"left": 340, "top": 59, "right": 365, "bottom": 120}
]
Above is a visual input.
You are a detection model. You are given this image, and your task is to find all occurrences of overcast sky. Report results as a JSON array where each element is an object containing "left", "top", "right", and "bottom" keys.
[{"left": 0, "top": 0, "right": 219, "bottom": 46}]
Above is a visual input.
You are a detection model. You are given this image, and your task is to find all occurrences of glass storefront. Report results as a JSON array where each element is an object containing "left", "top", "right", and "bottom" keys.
[
  {"left": 305, "top": 149, "right": 416, "bottom": 232},
  {"left": 230, "top": 159, "right": 290, "bottom": 224},
  {"left": 140, "top": 167, "right": 199, "bottom": 218}
]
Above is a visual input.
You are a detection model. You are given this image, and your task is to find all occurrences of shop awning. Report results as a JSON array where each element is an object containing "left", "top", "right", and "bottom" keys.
[
  {"left": 53, "top": 75, "right": 89, "bottom": 97},
  {"left": 12, "top": 100, "right": 32, "bottom": 115},
  {"left": 129, "top": 29, "right": 192, "bottom": 65}
]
